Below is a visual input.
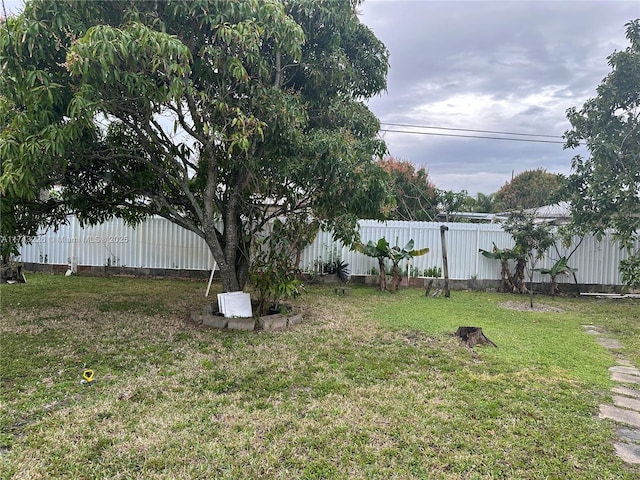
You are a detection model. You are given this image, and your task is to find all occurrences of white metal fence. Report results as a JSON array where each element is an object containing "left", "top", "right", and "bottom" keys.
[
  {"left": 18, "top": 216, "right": 636, "bottom": 285},
  {"left": 19, "top": 216, "right": 215, "bottom": 271}
]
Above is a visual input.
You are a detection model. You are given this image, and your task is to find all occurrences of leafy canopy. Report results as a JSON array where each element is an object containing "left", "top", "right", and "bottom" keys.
[
  {"left": 494, "top": 168, "right": 566, "bottom": 212},
  {"left": 377, "top": 156, "right": 437, "bottom": 221},
  {"left": 564, "top": 19, "right": 640, "bottom": 288},
  {"left": 357, "top": 237, "right": 428, "bottom": 292},
  {"left": 0, "top": 0, "right": 391, "bottom": 291}
]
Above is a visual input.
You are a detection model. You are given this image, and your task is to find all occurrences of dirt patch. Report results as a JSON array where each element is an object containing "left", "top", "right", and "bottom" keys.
[{"left": 499, "top": 301, "right": 564, "bottom": 313}]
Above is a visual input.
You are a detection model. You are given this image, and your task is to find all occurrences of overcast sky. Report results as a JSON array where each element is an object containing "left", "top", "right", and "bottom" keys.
[
  {"left": 3, "top": 1, "right": 639, "bottom": 196},
  {"left": 359, "top": 0, "right": 640, "bottom": 195}
]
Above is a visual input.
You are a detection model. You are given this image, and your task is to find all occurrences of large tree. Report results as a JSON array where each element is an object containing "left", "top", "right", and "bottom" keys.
[
  {"left": 377, "top": 156, "right": 438, "bottom": 221},
  {"left": 0, "top": 0, "right": 390, "bottom": 292},
  {"left": 436, "top": 189, "right": 475, "bottom": 222},
  {"left": 564, "top": 19, "right": 640, "bottom": 288},
  {"left": 470, "top": 192, "right": 497, "bottom": 213},
  {"left": 377, "top": 156, "right": 484, "bottom": 222},
  {"left": 493, "top": 168, "right": 565, "bottom": 212}
]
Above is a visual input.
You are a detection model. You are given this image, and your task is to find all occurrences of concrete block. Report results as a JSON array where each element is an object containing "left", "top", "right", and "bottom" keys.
[
  {"left": 612, "top": 372, "right": 640, "bottom": 385},
  {"left": 258, "top": 314, "right": 287, "bottom": 330},
  {"left": 287, "top": 313, "right": 303, "bottom": 326},
  {"left": 597, "top": 337, "right": 624, "bottom": 349},
  {"left": 613, "top": 395, "right": 640, "bottom": 412},
  {"left": 613, "top": 442, "right": 640, "bottom": 464},
  {"left": 613, "top": 386, "right": 640, "bottom": 399},
  {"left": 617, "top": 428, "right": 640, "bottom": 443},
  {"left": 202, "top": 314, "right": 228, "bottom": 329},
  {"left": 599, "top": 404, "right": 640, "bottom": 428},
  {"left": 226, "top": 317, "right": 255, "bottom": 331},
  {"left": 610, "top": 365, "right": 640, "bottom": 377},
  {"left": 203, "top": 303, "right": 218, "bottom": 315}
]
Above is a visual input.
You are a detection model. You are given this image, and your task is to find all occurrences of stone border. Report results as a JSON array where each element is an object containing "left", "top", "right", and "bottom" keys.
[
  {"left": 191, "top": 308, "right": 303, "bottom": 331},
  {"left": 584, "top": 325, "right": 640, "bottom": 465}
]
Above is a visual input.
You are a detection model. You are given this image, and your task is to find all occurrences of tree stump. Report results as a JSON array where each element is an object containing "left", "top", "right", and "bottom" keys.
[
  {"left": 0, "top": 264, "right": 26, "bottom": 284},
  {"left": 425, "top": 279, "right": 433, "bottom": 296},
  {"left": 455, "top": 327, "right": 497, "bottom": 348}
]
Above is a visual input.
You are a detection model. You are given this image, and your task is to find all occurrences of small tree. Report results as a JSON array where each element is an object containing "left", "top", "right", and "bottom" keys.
[
  {"left": 494, "top": 169, "right": 566, "bottom": 211},
  {"left": 472, "top": 192, "right": 498, "bottom": 213},
  {"left": 534, "top": 257, "right": 578, "bottom": 296},
  {"left": 358, "top": 238, "right": 391, "bottom": 291},
  {"left": 436, "top": 189, "right": 474, "bottom": 222},
  {"left": 387, "top": 240, "right": 429, "bottom": 293},
  {"left": 479, "top": 243, "right": 519, "bottom": 293},
  {"left": 357, "top": 238, "right": 428, "bottom": 293},
  {"left": 503, "top": 211, "right": 555, "bottom": 307},
  {"left": 377, "top": 156, "right": 438, "bottom": 221},
  {"left": 546, "top": 227, "right": 585, "bottom": 294},
  {"left": 250, "top": 218, "right": 307, "bottom": 316}
]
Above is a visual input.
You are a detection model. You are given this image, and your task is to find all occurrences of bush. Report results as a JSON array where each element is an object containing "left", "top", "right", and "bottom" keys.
[{"left": 423, "top": 266, "right": 442, "bottom": 278}]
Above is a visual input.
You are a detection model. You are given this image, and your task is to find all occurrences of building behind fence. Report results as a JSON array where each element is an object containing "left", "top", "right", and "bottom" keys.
[{"left": 18, "top": 215, "right": 635, "bottom": 286}]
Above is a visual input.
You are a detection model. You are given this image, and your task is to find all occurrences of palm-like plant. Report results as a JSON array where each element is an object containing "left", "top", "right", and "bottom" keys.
[
  {"left": 357, "top": 238, "right": 391, "bottom": 291},
  {"left": 534, "top": 257, "right": 577, "bottom": 296},
  {"left": 387, "top": 239, "right": 429, "bottom": 292},
  {"left": 479, "top": 243, "right": 519, "bottom": 293},
  {"left": 358, "top": 238, "right": 429, "bottom": 292}
]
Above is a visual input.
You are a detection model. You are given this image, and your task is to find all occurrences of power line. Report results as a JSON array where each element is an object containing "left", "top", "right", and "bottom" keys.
[
  {"left": 379, "top": 129, "right": 567, "bottom": 144},
  {"left": 380, "top": 122, "right": 563, "bottom": 139}
]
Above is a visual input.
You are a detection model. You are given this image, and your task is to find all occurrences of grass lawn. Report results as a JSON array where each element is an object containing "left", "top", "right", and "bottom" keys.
[{"left": 1, "top": 274, "right": 639, "bottom": 479}]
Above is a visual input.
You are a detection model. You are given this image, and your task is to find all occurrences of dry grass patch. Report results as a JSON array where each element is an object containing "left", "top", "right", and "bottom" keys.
[
  {"left": 499, "top": 300, "right": 565, "bottom": 313},
  {"left": 1, "top": 276, "right": 639, "bottom": 479}
]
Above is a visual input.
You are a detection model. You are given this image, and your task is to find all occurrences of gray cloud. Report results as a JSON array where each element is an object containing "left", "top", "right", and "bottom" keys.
[
  {"left": 3, "top": 0, "right": 636, "bottom": 196},
  {"left": 360, "top": 0, "right": 639, "bottom": 194}
]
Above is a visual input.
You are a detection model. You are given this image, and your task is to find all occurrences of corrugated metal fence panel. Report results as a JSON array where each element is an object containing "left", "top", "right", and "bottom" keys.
[
  {"left": 476, "top": 224, "right": 515, "bottom": 281},
  {"left": 18, "top": 215, "right": 635, "bottom": 284},
  {"left": 562, "top": 233, "right": 622, "bottom": 285},
  {"left": 20, "top": 216, "right": 215, "bottom": 270},
  {"left": 79, "top": 218, "right": 138, "bottom": 267},
  {"left": 133, "top": 216, "right": 214, "bottom": 270},
  {"left": 342, "top": 221, "right": 512, "bottom": 280},
  {"left": 299, "top": 229, "right": 342, "bottom": 273}
]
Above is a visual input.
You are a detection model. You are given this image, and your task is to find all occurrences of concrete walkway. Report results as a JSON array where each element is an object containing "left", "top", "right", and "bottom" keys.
[{"left": 582, "top": 324, "right": 640, "bottom": 465}]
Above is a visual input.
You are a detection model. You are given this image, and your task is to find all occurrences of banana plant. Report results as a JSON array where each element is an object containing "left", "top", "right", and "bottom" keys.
[
  {"left": 534, "top": 257, "right": 577, "bottom": 296},
  {"left": 357, "top": 238, "right": 391, "bottom": 291},
  {"left": 358, "top": 238, "right": 429, "bottom": 292},
  {"left": 387, "top": 239, "right": 430, "bottom": 293},
  {"left": 479, "top": 243, "right": 519, "bottom": 293}
]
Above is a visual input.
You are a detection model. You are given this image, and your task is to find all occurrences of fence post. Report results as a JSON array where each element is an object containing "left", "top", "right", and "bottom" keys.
[{"left": 440, "top": 225, "right": 450, "bottom": 298}]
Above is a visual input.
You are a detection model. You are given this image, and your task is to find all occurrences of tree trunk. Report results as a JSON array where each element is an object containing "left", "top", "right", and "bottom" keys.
[
  {"left": 571, "top": 270, "right": 581, "bottom": 295},
  {"left": 378, "top": 257, "right": 387, "bottom": 291},
  {"left": 217, "top": 257, "right": 242, "bottom": 292},
  {"left": 390, "top": 263, "right": 401, "bottom": 293},
  {"left": 499, "top": 259, "right": 514, "bottom": 293},
  {"left": 529, "top": 271, "right": 535, "bottom": 308},
  {"left": 235, "top": 229, "right": 251, "bottom": 290},
  {"left": 425, "top": 278, "right": 433, "bottom": 296},
  {"left": 550, "top": 274, "right": 558, "bottom": 296},
  {"left": 514, "top": 258, "right": 527, "bottom": 293},
  {"left": 204, "top": 229, "right": 245, "bottom": 293}
]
